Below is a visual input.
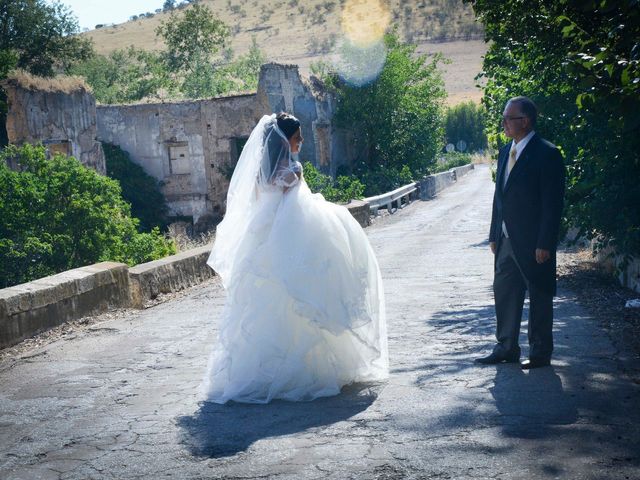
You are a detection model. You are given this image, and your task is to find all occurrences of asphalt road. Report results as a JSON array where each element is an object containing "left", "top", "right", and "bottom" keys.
[{"left": 1, "top": 165, "right": 639, "bottom": 479}]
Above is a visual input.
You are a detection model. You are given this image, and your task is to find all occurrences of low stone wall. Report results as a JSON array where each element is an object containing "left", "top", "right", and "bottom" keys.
[
  {"left": 128, "top": 245, "right": 216, "bottom": 308},
  {"left": 451, "top": 163, "right": 475, "bottom": 180},
  {"left": 418, "top": 164, "right": 474, "bottom": 200},
  {"left": 0, "top": 262, "right": 129, "bottom": 349},
  {"left": 0, "top": 247, "right": 218, "bottom": 348},
  {"left": 594, "top": 246, "right": 640, "bottom": 294},
  {"left": 346, "top": 199, "right": 371, "bottom": 228}
]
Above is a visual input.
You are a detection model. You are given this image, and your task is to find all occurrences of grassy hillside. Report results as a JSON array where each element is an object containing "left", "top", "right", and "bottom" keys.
[{"left": 84, "top": 0, "right": 486, "bottom": 103}]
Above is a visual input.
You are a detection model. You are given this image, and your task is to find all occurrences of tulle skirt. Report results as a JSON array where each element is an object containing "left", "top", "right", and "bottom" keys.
[{"left": 201, "top": 182, "right": 388, "bottom": 404}]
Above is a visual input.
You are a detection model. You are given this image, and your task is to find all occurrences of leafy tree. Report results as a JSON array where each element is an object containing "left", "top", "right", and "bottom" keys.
[
  {"left": 103, "top": 143, "right": 169, "bottom": 232},
  {"left": 219, "top": 36, "right": 265, "bottom": 92},
  {"left": 331, "top": 32, "right": 446, "bottom": 194},
  {"left": 163, "top": 0, "right": 176, "bottom": 11},
  {"left": 185, "top": 36, "right": 266, "bottom": 97},
  {"left": 73, "top": 5, "right": 264, "bottom": 102},
  {"left": 179, "top": 58, "right": 222, "bottom": 99},
  {"left": 154, "top": 3, "right": 260, "bottom": 99},
  {"left": 0, "top": 0, "right": 93, "bottom": 77},
  {"left": 156, "top": 4, "right": 229, "bottom": 74},
  {"left": 70, "top": 47, "right": 172, "bottom": 104},
  {"left": 444, "top": 101, "right": 487, "bottom": 152},
  {"left": 0, "top": 144, "right": 175, "bottom": 288},
  {"left": 465, "top": 0, "right": 640, "bottom": 257}
]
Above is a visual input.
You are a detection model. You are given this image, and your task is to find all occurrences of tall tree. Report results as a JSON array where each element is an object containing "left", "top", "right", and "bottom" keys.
[
  {"left": 156, "top": 3, "right": 229, "bottom": 74},
  {"left": 332, "top": 32, "right": 446, "bottom": 194},
  {"left": 0, "top": 0, "right": 93, "bottom": 77},
  {"left": 445, "top": 101, "right": 488, "bottom": 153}
]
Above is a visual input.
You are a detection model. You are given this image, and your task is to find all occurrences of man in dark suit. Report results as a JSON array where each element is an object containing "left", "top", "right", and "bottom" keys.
[{"left": 476, "top": 96, "right": 565, "bottom": 369}]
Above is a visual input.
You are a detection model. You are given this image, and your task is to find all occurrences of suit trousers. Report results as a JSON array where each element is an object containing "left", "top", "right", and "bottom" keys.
[{"left": 493, "top": 236, "right": 554, "bottom": 360}]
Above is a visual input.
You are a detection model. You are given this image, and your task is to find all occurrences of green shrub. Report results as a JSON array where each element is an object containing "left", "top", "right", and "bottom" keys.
[
  {"left": 103, "top": 143, "right": 169, "bottom": 232},
  {"left": 444, "top": 101, "right": 488, "bottom": 153},
  {"left": 303, "top": 162, "right": 364, "bottom": 203},
  {"left": 433, "top": 151, "right": 472, "bottom": 173},
  {"left": 356, "top": 165, "right": 414, "bottom": 197},
  {"left": 0, "top": 144, "right": 176, "bottom": 288}
]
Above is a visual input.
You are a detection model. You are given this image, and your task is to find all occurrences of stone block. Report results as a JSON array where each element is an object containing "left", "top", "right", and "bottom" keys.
[
  {"left": 128, "top": 245, "right": 216, "bottom": 308},
  {"left": 346, "top": 200, "right": 371, "bottom": 228},
  {"left": 0, "top": 262, "right": 129, "bottom": 349},
  {"left": 452, "top": 163, "right": 475, "bottom": 179}
]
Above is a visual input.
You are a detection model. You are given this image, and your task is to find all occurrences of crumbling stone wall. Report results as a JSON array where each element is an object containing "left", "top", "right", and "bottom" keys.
[
  {"left": 2, "top": 77, "right": 105, "bottom": 174},
  {"left": 257, "top": 63, "right": 354, "bottom": 176},
  {"left": 95, "top": 63, "right": 355, "bottom": 227},
  {"left": 1, "top": 65, "right": 356, "bottom": 231},
  {"left": 97, "top": 93, "right": 266, "bottom": 228}
]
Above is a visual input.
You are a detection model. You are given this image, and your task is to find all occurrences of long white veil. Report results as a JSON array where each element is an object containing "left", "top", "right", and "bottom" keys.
[{"left": 207, "top": 114, "right": 292, "bottom": 286}]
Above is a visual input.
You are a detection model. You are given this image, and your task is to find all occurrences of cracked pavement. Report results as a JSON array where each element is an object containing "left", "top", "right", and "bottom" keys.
[{"left": 1, "top": 164, "right": 639, "bottom": 479}]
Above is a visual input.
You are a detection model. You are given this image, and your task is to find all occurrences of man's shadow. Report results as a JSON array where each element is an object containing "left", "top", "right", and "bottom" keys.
[
  {"left": 176, "top": 382, "right": 381, "bottom": 458},
  {"left": 491, "top": 364, "right": 577, "bottom": 439}
]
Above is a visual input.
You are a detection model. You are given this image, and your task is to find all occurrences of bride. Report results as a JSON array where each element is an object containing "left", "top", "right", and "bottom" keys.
[{"left": 201, "top": 112, "right": 388, "bottom": 404}]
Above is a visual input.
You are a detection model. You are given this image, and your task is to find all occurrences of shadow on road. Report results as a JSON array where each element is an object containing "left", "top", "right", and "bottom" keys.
[
  {"left": 491, "top": 364, "right": 577, "bottom": 437},
  {"left": 401, "top": 296, "right": 640, "bottom": 471},
  {"left": 416, "top": 303, "right": 580, "bottom": 437},
  {"left": 177, "top": 382, "right": 381, "bottom": 458},
  {"left": 470, "top": 239, "right": 490, "bottom": 249}
]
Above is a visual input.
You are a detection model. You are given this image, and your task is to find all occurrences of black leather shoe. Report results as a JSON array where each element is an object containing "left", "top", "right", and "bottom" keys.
[
  {"left": 475, "top": 351, "right": 520, "bottom": 365},
  {"left": 520, "top": 358, "right": 551, "bottom": 369}
]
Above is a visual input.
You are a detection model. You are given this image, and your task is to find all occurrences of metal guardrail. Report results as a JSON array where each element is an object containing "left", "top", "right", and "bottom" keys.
[
  {"left": 363, "top": 182, "right": 419, "bottom": 216},
  {"left": 360, "top": 164, "right": 475, "bottom": 216}
]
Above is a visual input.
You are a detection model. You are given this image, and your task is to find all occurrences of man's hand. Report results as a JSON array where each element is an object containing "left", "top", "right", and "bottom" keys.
[
  {"left": 535, "top": 248, "right": 550, "bottom": 264},
  {"left": 490, "top": 242, "right": 496, "bottom": 255}
]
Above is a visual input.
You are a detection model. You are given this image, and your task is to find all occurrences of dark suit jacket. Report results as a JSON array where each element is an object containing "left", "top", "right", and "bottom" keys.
[{"left": 489, "top": 133, "right": 566, "bottom": 295}]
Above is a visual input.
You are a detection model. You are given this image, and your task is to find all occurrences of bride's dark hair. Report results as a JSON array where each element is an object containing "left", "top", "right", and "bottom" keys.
[
  {"left": 263, "top": 112, "right": 299, "bottom": 182},
  {"left": 276, "top": 112, "right": 300, "bottom": 139}
]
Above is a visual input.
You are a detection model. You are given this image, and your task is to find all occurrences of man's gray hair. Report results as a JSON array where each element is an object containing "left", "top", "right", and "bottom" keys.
[{"left": 508, "top": 96, "right": 538, "bottom": 127}]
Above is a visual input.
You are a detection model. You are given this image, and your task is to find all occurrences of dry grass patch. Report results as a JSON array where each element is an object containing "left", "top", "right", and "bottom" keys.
[
  {"left": 167, "top": 222, "right": 215, "bottom": 252},
  {"left": 3, "top": 69, "right": 91, "bottom": 94}
]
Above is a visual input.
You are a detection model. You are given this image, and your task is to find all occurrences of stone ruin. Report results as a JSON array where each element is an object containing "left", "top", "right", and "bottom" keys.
[
  {"left": 97, "top": 63, "right": 355, "bottom": 229},
  {"left": 2, "top": 72, "right": 105, "bottom": 174},
  {"left": 2, "top": 64, "right": 355, "bottom": 231}
]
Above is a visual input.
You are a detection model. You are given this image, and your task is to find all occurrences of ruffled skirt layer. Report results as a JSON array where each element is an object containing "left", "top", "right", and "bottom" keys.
[{"left": 201, "top": 183, "right": 388, "bottom": 403}]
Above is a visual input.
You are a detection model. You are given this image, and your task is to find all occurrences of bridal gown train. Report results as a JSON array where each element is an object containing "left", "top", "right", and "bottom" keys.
[{"left": 201, "top": 115, "right": 388, "bottom": 404}]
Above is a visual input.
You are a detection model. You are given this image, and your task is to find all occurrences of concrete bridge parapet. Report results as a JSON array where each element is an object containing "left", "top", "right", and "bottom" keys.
[{"left": 0, "top": 262, "right": 129, "bottom": 349}]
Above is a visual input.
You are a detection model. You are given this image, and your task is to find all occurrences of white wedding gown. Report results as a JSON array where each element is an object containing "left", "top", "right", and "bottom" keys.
[{"left": 201, "top": 115, "right": 388, "bottom": 404}]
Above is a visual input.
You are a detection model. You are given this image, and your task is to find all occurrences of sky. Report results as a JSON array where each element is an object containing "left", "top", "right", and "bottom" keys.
[{"left": 50, "top": 0, "right": 166, "bottom": 31}]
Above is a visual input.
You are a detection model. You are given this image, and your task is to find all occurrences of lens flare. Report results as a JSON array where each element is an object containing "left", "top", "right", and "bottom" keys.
[
  {"left": 340, "top": 0, "right": 391, "bottom": 48},
  {"left": 333, "top": 38, "right": 387, "bottom": 87},
  {"left": 333, "top": 0, "right": 391, "bottom": 86}
]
